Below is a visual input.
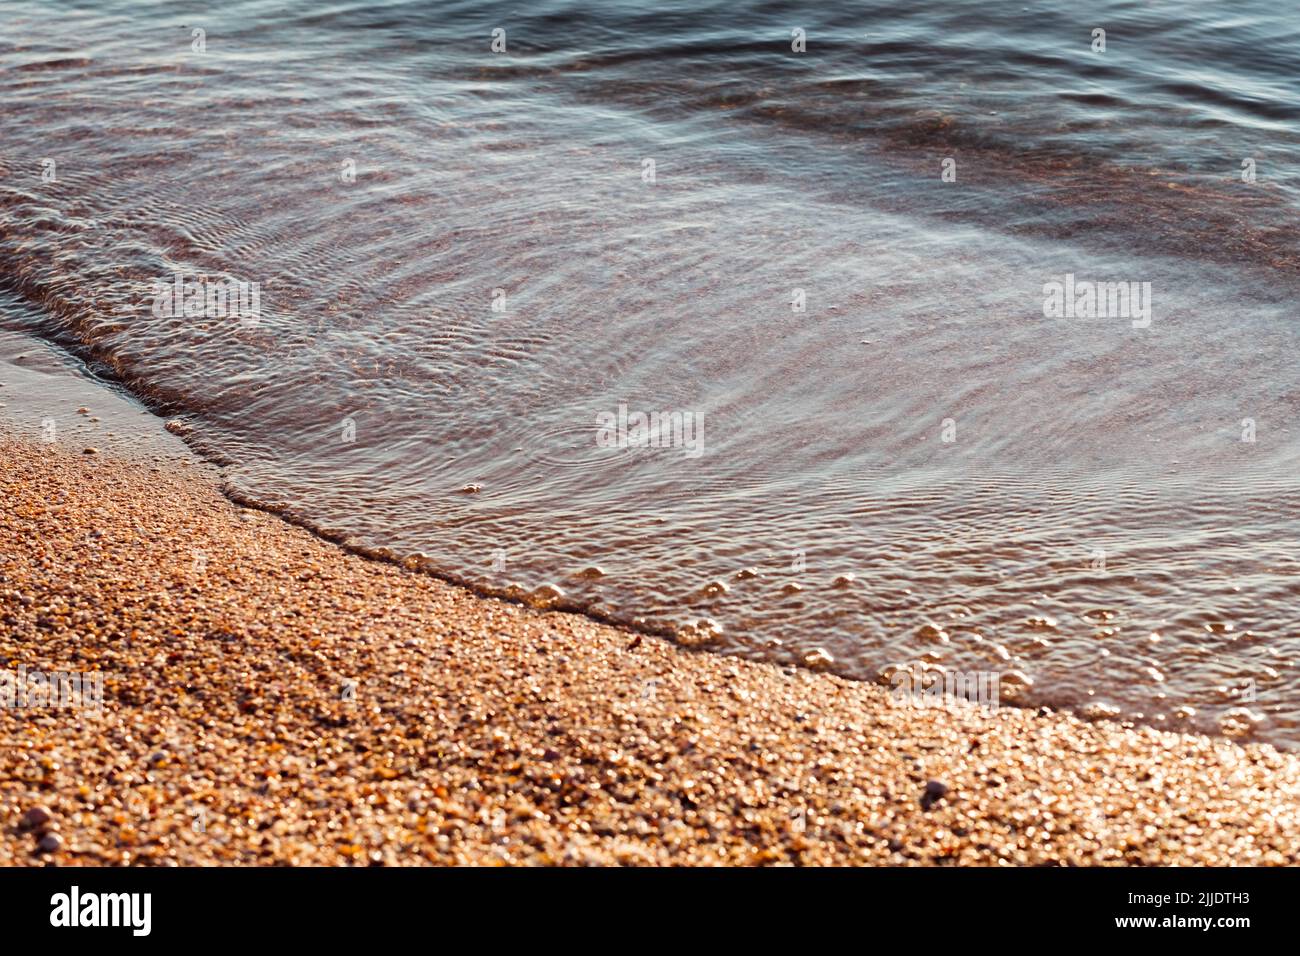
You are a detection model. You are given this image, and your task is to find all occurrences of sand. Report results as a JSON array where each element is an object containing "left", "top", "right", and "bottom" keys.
[{"left": 2, "top": 430, "right": 1299, "bottom": 865}]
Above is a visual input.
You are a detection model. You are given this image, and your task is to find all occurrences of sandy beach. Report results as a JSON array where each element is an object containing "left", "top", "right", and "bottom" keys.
[{"left": 2, "top": 414, "right": 1299, "bottom": 866}]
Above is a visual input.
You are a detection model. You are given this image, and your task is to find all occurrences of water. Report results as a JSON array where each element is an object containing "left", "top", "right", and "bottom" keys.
[{"left": 3, "top": 0, "right": 1300, "bottom": 745}]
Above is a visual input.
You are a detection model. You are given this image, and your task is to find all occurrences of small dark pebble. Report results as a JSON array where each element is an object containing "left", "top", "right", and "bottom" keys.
[
  {"left": 21, "top": 806, "right": 53, "bottom": 830},
  {"left": 920, "top": 779, "right": 949, "bottom": 811},
  {"left": 36, "top": 833, "right": 63, "bottom": 854}
]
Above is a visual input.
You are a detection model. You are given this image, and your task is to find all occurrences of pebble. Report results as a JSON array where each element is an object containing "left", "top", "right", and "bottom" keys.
[
  {"left": 21, "top": 805, "right": 53, "bottom": 829},
  {"left": 36, "top": 833, "right": 63, "bottom": 854},
  {"left": 528, "top": 583, "right": 564, "bottom": 606},
  {"left": 920, "top": 780, "right": 949, "bottom": 811},
  {"left": 803, "top": 648, "right": 834, "bottom": 669}
]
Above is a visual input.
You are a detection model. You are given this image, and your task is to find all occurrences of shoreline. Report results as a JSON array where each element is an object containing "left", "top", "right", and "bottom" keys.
[
  {"left": 2, "top": 337, "right": 1299, "bottom": 865},
  {"left": 2, "top": 435, "right": 1299, "bottom": 864}
]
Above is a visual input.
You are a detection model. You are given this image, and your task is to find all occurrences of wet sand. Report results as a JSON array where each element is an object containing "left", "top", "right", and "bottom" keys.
[{"left": 2, "top": 429, "right": 1299, "bottom": 866}]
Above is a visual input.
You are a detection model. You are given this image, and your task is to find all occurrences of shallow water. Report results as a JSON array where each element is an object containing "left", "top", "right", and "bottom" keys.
[{"left": 2, "top": 0, "right": 1299, "bottom": 744}]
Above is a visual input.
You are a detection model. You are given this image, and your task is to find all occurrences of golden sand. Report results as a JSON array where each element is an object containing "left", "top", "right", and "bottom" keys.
[{"left": 2, "top": 435, "right": 1299, "bottom": 865}]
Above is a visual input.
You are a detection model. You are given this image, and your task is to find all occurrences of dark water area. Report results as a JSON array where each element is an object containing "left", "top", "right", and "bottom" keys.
[{"left": 3, "top": 0, "right": 1300, "bottom": 744}]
